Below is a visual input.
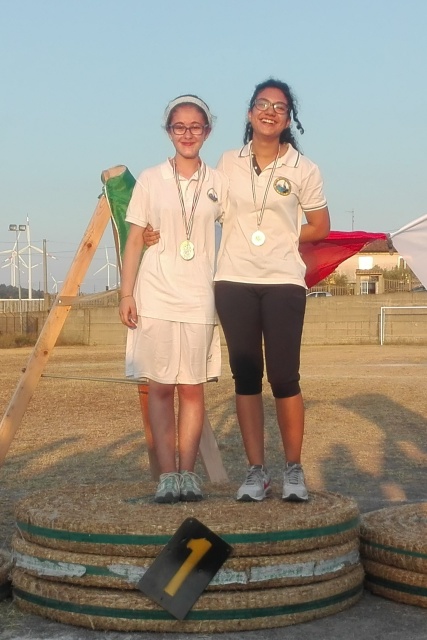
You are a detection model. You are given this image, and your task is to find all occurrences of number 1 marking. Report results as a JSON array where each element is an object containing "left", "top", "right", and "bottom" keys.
[{"left": 164, "top": 537, "right": 212, "bottom": 597}]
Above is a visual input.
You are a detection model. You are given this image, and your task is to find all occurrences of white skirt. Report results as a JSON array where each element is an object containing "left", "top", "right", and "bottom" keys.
[{"left": 125, "top": 317, "right": 221, "bottom": 384}]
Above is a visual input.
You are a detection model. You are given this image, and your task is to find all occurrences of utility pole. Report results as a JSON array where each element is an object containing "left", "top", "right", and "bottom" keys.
[
  {"left": 346, "top": 210, "right": 355, "bottom": 231},
  {"left": 43, "top": 239, "right": 49, "bottom": 310},
  {"left": 9, "top": 223, "right": 27, "bottom": 333}
]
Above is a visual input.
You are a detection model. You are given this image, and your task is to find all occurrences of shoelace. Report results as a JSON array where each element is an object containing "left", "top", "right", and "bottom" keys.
[
  {"left": 245, "top": 468, "right": 264, "bottom": 485},
  {"left": 159, "top": 473, "right": 181, "bottom": 490},
  {"left": 286, "top": 465, "right": 302, "bottom": 485},
  {"left": 180, "top": 471, "right": 202, "bottom": 489}
]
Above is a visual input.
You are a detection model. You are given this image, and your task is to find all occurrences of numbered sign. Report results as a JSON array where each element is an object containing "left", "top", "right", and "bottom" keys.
[{"left": 137, "top": 517, "right": 233, "bottom": 620}]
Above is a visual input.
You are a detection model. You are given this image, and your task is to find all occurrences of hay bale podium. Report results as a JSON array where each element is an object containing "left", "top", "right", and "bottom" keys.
[{"left": 12, "top": 482, "right": 364, "bottom": 632}]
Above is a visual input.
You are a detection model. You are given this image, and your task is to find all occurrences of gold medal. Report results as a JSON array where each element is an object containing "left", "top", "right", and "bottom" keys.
[
  {"left": 251, "top": 230, "right": 266, "bottom": 246},
  {"left": 180, "top": 239, "right": 195, "bottom": 260}
]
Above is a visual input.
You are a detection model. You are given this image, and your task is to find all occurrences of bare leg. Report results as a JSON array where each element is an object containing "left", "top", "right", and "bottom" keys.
[
  {"left": 236, "top": 393, "right": 265, "bottom": 466},
  {"left": 275, "top": 393, "right": 305, "bottom": 463},
  {"left": 148, "top": 381, "right": 176, "bottom": 473},
  {"left": 177, "top": 383, "right": 205, "bottom": 471}
]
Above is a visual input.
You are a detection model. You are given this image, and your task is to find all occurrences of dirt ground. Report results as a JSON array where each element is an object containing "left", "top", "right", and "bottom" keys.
[{"left": 1, "top": 343, "right": 426, "bottom": 638}]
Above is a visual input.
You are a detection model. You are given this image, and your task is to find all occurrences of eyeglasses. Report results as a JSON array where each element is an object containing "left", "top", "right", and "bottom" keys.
[
  {"left": 253, "top": 98, "right": 289, "bottom": 115},
  {"left": 169, "top": 123, "right": 208, "bottom": 136}
]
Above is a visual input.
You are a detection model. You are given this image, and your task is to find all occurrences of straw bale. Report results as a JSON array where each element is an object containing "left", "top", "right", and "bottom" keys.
[
  {"left": 12, "top": 565, "right": 364, "bottom": 632},
  {"left": 15, "top": 482, "right": 359, "bottom": 557},
  {"left": 0, "top": 549, "right": 13, "bottom": 601},
  {"left": 363, "top": 559, "right": 427, "bottom": 608},
  {"left": 12, "top": 534, "right": 360, "bottom": 590},
  {"left": 360, "top": 502, "right": 427, "bottom": 574}
]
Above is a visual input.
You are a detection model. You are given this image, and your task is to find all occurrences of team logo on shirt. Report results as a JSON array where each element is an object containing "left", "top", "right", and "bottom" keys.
[
  {"left": 274, "top": 177, "right": 292, "bottom": 196},
  {"left": 207, "top": 188, "right": 218, "bottom": 202}
]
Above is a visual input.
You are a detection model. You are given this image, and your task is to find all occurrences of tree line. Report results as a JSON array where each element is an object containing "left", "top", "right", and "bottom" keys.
[{"left": 0, "top": 284, "right": 44, "bottom": 299}]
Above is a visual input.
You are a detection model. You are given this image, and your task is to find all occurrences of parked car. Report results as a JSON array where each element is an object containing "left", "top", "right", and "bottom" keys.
[{"left": 306, "top": 291, "right": 332, "bottom": 298}]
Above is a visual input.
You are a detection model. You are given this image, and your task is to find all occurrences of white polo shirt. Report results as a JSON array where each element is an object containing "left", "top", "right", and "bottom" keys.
[
  {"left": 126, "top": 160, "right": 228, "bottom": 324},
  {"left": 214, "top": 143, "right": 327, "bottom": 287}
]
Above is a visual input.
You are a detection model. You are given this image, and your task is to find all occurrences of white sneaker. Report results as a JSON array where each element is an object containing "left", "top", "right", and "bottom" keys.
[
  {"left": 154, "top": 472, "right": 181, "bottom": 504},
  {"left": 236, "top": 465, "right": 271, "bottom": 502},
  {"left": 180, "top": 471, "right": 203, "bottom": 502},
  {"left": 282, "top": 463, "right": 308, "bottom": 501}
]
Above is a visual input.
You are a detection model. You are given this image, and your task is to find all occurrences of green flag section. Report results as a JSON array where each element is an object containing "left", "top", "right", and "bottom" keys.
[{"left": 102, "top": 165, "right": 136, "bottom": 267}]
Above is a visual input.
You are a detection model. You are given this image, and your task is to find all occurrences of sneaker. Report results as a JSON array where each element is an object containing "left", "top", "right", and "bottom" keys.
[
  {"left": 236, "top": 465, "right": 271, "bottom": 502},
  {"left": 180, "top": 471, "right": 203, "bottom": 502},
  {"left": 154, "top": 472, "right": 181, "bottom": 504},
  {"left": 282, "top": 463, "right": 309, "bottom": 501}
]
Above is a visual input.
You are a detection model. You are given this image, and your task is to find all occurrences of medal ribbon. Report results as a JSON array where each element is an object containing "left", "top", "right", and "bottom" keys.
[
  {"left": 173, "top": 160, "right": 206, "bottom": 242},
  {"left": 250, "top": 142, "right": 280, "bottom": 229}
]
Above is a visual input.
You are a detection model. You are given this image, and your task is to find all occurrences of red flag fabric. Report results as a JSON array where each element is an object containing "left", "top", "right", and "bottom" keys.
[{"left": 301, "top": 231, "right": 388, "bottom": 288}]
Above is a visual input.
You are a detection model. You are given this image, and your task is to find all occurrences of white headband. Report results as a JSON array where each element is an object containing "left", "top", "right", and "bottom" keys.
[{"left": 163, "top": 95, "right": 213, "bottom": 127}]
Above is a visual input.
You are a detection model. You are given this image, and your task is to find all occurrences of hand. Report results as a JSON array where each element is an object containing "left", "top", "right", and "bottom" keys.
[
  {"left": 119, "top": 296, "right": 138, "bottom": 328},
  {"left": 143, "top": 224, "right": 160, "bottom": 247}
]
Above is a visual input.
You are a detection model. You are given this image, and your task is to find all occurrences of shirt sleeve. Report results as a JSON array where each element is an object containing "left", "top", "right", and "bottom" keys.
[
  {"left": 300, "top": 161, "right": 328, "bottom": 212},
  {"left": 125, "top": 175, "right": 150, "bottom": 227}
]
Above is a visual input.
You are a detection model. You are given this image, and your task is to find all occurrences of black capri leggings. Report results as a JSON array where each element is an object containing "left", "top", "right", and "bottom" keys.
[{"left": 215, "top": 281, "right": 306, "bottom": 398}]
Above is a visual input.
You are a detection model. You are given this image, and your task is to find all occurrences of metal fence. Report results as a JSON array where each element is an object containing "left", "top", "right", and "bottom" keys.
[
  {"left": 307, "top": 280, "right": 421, "bottom": 296},
  {"left": 0, "top": 299, "right": 46, "bottom": 313}
]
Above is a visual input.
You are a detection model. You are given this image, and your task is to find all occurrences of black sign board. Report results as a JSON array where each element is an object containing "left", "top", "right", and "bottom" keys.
[{"left": 138, "top": 517, "right": 233, "bottom": 620}]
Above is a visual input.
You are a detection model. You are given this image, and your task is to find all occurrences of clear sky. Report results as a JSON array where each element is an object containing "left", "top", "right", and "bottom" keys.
[{"left": 1, "top": 0, "right": 426, "bottom": 293}]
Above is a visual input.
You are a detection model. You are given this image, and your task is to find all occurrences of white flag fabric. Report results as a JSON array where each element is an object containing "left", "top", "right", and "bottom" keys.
[{"left": 390, "top": 213, "right": 427, "bottom": 288}]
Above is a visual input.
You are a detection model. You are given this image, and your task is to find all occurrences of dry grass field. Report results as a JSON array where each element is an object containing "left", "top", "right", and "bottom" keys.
[{"left": 1, "top": 342, "right": 426, "bottom": 637}]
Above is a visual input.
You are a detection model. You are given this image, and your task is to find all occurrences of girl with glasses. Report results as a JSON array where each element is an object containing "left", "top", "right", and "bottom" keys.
[
  {"left": 214, "top": 78, "right": 330, "bottom": 503},
  {"left": 119, "top": 95, "right": 228, "bottom": 504}
]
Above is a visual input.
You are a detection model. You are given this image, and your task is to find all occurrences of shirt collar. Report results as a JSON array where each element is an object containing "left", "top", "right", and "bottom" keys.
[
  {"left": 238, "top": 142, "right": 300, "bottom": 168},
  {"left": 160, "top": 159, "right": 210, "bottom": 180}
]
